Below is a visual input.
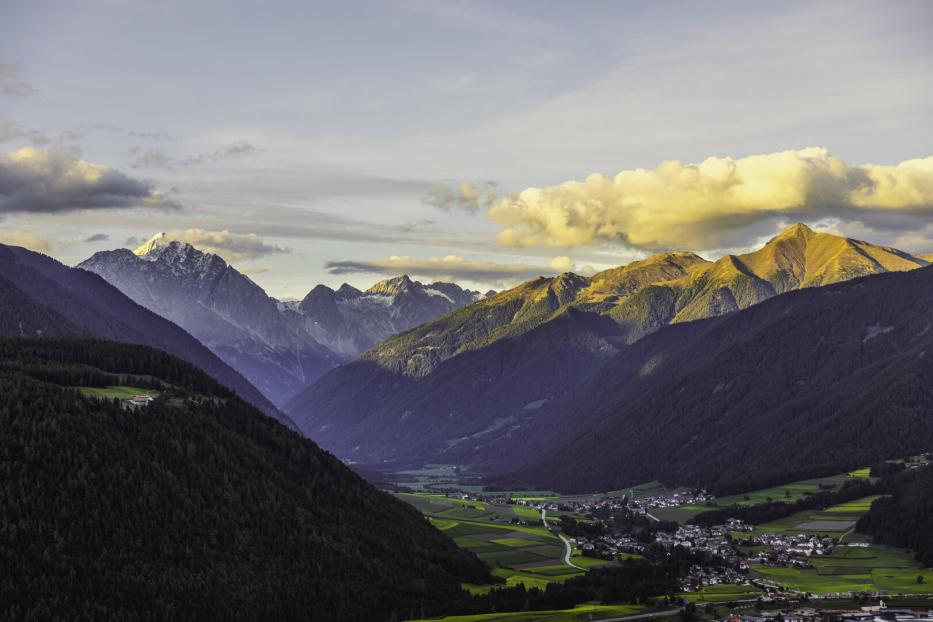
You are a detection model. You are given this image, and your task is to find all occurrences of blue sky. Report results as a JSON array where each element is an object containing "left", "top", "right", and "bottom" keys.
[{"left": 2, "top": 0, "right": 932, "bottom": 297}]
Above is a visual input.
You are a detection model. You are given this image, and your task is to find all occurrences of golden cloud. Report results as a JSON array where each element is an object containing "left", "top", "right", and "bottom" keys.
[
  {"left": 0, "top": 229, "right": 53, "bottom": 253},
  {"left": 487, "top": 147, "right": 933, "bottom": 250}
]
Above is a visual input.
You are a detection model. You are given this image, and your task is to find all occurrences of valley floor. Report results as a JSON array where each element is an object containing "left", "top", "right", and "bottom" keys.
[{"left": 394, "top": 458, "right": 933, "bottom": 622}]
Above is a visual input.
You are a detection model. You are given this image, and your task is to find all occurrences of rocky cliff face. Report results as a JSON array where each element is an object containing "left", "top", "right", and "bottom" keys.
[{"left": 298, "top": 274, "right": 484, "bottom": 357}]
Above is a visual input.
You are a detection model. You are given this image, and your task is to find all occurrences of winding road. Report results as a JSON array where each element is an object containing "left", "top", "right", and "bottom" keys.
[{"left": 540, "top": 508, "right": 585, "bottom": 571}]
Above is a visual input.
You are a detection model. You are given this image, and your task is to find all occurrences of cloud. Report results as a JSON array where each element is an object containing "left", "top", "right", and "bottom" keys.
[
  {"left": 423, "top": 180, "right": 498, "bottom": 213},
  {"left": 130, "top": 141, "right": 258, "bottom": 170},
  {"left": 0, "top": 147, "right": 181, "bottom": 214},
  {"left": 135, "top": 228, "right": 288, "bottom": 262},
  {"left": 0, "top": 229, "right": 53, "bottom": 253},
  {"left": 83, "top": 233, "right": 110, "bottom": 243},
  {"left": 0, "top": 121, "right": 50, "bottom": 146},
  {"left": 0, "top": 62, "right": 35, "bottom": 98},
  {"left": 547, "top": 255, "right": 596, "bottom": 276},
  {"left": 241, "top": 266, "right": 270, "bottom": 275},
  {"left": 487, "top": 147, "right": 933, "bottom": 251},
  {"left": 127, "top": 130, "right": 174, "bottom": 140},
  {"left": 325, "top": 254, "right": 584, "bottom": 282},
  {"left": 399, "top": 218, "right": 436, "bottom": 233}
]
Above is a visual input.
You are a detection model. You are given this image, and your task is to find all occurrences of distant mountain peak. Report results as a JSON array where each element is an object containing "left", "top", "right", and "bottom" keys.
[
  {"left": 769, "top": 222, "right": 816, "bottom": 244},
  {"left": 131, "top": 233, "right": 219, "bottom": 269},
  {"left": 133, "top": 232, "right": 171, "bottom": 256},
  {"left": 335, "top": 283, "right": 363, "bottom": 299},
  {"left": 367, "top": 274, "right": 415, "bottom": 296}
]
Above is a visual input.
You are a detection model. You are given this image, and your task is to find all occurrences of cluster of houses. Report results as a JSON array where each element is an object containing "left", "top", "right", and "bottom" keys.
[
  {"left": 737, "top": 533, "right": 836, "bottom": 567},
  {"left": 458, "top": 487, "right": 710, "bottom": 520},
  {"left": 681, "top": 564, "right": 749, "bottom": 592},
  {"left": 570, "top": 520, "right": 748, "bottom": 564},
  {"left": 573, "top": 532, "right": 645, "bottom": 557},
  {"left": 128, "top": 394, "right": 155, "bottom": 407},
  {"left": 717, "top": 606, "right": 933, "bottom": 622},
  {"left": 628, "top": 489, "right": 711, "bottom": 513},
  {"left": 656, "top": 523, "right": 740, "bottom": 561}
]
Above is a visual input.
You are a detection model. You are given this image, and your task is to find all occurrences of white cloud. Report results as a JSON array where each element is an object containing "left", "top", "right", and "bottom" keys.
[
  {"left": 423, "top": 180, "right": 498, "bottom": 213},
  {"left": 546, "top": 255, "right": 596, "bottom": 276},
  {"left": 325, "top": 253, "right": 588, "bottom": 282},
  {"left": 129, "top": 141, "right": 258, "bottom": 170},
  {"left": 488, "top": 147, "right": 933, "bottom": 251},
  {"left": 0, "top": 121, "right": 49, "bottom": 146},
  {"left": 0, "top": 62, "right": 35, "bottom": 97}
]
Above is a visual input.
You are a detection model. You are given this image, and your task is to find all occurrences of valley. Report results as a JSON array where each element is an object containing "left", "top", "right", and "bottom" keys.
[
  {"left": 7, "top": 4, "right": 933, "bottom": 619},
  {"left": 393, "top": 459, "right": 933, "bottom": 621},
  {"left": 285, "top": 225, "right": 933, "bottom": 485},
  {"left": 4, "top": 226, "right": 933, "bottom": 621}
]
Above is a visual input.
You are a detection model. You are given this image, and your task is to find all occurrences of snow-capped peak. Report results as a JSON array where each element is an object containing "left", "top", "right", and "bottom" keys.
[
  {"left": 133, "top": 232, "right": 172, "bottom": 257},
  {"left": 132, "top": 233, "right": 208, "bottom": 266}
]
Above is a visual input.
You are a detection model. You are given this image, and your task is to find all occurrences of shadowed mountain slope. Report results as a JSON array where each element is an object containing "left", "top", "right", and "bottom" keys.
[
  {"left": 0, "top": 243, "right": 288, "bottom": 426},
  {"left": 285, "top": 224, "right": 929, "bottom": 468},
  {"left": 0, "top": 337, "right": 489, "bottom": 621},
  {"left": 503, "top": 264, "right": 933, "bottom": 494}
]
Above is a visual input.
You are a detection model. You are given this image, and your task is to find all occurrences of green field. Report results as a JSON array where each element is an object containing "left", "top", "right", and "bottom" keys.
[
  {"left": 682, "top": 583, "right": 763, "bottom": 603},
  {"left": 688, "top": 459, "right": 933, "bottom": 598},
  {"left": 77, "top": 385, "right": 156, "bottom": 400},
  {"left": 568, "top": 555, "right": 614, "bottom": 570},
  {"left": 651, "top": 504, "right": 710, "bottom": 523},
  {"left": 405, "top": 603, "right": 652, "bottom": 622},
  {"left": 743, "top": 495, "right": 933, "bottom": 595},
  {"left": 751, "top": 551, "right": 933, "bottom": 595},
  {"left": 714, "top": 471, "right": 872, "bottom": 509},
  {"left": 737, "top": 495, "right": 880, "bottom": 538},
  {"left": 399, "top": 493, "right": 588, "bottom": 589}
]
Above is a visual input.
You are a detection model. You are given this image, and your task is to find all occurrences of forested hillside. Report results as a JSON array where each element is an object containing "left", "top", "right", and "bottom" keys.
[
  {"left": 858, "top": 466, "right": 933, "bottom": 566},
  {"left": 501, "top": 265, "right": 933, "bottom": 494},
  {"left": 0, "top": 338, "right": 489, "bottom": 621},
  {"left": 0, "top": 243, "right": 285, "bottom": 425}
]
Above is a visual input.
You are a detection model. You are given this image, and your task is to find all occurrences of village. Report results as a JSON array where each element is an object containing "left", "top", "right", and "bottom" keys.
[{"left": 713, "top": 606, "right": 933, "bottom": 622}]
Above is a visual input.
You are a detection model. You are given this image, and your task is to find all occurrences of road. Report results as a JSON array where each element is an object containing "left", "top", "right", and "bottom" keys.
[
  {"left": 595, "top": 608, "right": 682, "bottom": 622},
  {"left": 541, "top": 508, "right": 585, "bottom": 571}
]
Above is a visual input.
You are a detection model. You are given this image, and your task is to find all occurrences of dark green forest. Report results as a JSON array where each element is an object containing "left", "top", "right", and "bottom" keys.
[
  {"left": 858, "top": 465, "right": 933, "bottom": 566},
  {"left": 0, "top": 337, "right": 490, "bottom": 622}
]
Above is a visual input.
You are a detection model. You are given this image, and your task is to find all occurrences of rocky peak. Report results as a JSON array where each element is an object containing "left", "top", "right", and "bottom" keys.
[
  {"left": 335, "top": 283, "right": 363, "bottom": 299},
  {"left": 367, "top": 274, "right": 417, "bottom": 297},
  {"left": 769, "top": 222, "right": 816, "bottom": 244}
]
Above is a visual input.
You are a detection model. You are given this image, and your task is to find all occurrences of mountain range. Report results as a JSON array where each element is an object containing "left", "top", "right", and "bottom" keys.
[
  {"left": 284, "top": 224, "right": 932, "bottom": 481},
  {"left": 502, "top": 261, "right": 933, "bottom": 493},
  {"left": 79, "top": 233, "right": 485, "bottom": 406},
  {"left": 0, "top": 242, "right": 286, "bottom": 425}
]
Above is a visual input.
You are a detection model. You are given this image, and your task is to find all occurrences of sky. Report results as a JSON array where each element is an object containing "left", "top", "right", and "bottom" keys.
[{"left": 1, "top": 0, "right": 932, "bottom": 298}]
